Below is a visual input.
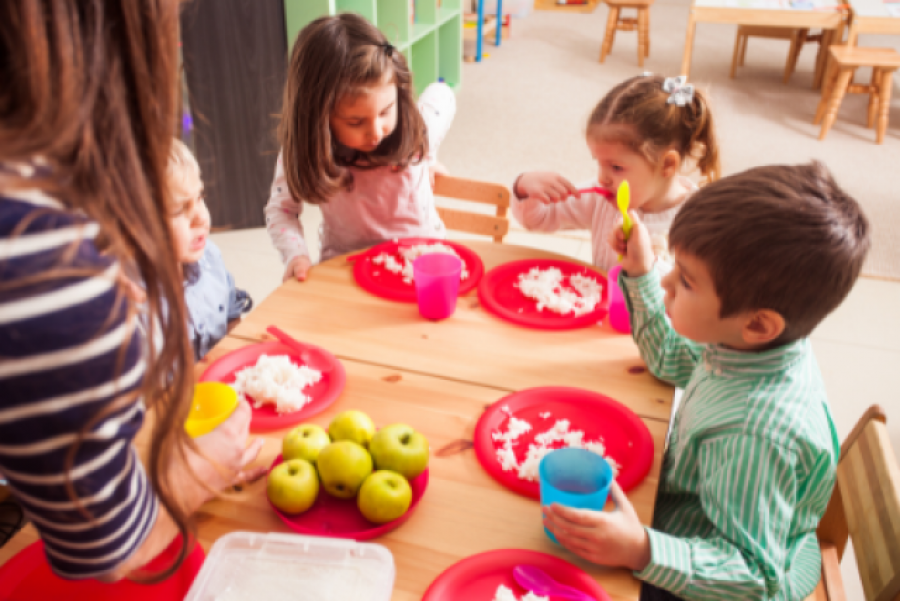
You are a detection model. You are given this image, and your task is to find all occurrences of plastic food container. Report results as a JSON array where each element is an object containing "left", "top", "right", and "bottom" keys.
[{"left": 184, "top": 531, "right": 395, "bottom": 601}]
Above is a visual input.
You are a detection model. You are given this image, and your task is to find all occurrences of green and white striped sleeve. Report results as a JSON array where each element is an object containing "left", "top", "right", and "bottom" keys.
[
  {"left": 619, "top": 266, "right": 702, "bottom": 389},
  {"left": 636, "top": 434, "right": 801, "bottom": 601}
]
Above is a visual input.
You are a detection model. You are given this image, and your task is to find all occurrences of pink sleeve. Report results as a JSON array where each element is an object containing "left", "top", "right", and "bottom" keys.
[
  {"left": 510, "top": 188, "right": 598, "bottom": 233},
  {"left": 264, "top": 152, "right": 310, "bottom": 266}
]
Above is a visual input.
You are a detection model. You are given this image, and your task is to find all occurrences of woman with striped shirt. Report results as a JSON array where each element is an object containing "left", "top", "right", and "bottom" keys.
[
  {"left": 544, "top": 163, "right": 870, "bottom": 601},
  {"left": 0, "top": 1, "right": 265, "bottom": 582}
]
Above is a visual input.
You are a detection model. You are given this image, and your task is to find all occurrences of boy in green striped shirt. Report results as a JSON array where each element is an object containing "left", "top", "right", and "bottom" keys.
[{"left": 543, "top": 163, "right": 870, "bottom": 601}]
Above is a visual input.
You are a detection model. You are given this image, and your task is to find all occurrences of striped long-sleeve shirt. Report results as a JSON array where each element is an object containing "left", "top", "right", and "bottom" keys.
[
  {"left": 0, "top": 175, "right": 157, "bottom": 578},
  {"left": 621, "top": 266, "right": 838, "bottom": 601}
]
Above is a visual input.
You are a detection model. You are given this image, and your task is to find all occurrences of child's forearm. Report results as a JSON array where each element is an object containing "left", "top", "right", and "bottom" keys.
[
  {"left": 264, "top": 196, "right": 309, "bottom": 266},
  {"left": 620, "top": 267, "right": 701, "bottom": 388}
]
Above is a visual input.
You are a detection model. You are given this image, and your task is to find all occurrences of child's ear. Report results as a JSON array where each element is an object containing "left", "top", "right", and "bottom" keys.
[
  {"left": 742, "top": 309, "right": 785, "bottom": 346},
  {"left": 660, "top": 149, "right": 682, "bottom": 179}
]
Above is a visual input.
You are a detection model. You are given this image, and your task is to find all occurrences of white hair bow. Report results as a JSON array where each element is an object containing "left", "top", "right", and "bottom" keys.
[{"left": 663, "top": 76, "right": 694, "bottom": 107}]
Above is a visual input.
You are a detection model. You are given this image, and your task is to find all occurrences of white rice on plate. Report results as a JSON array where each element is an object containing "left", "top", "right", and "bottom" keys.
[
  {"left": 493, "top": 585, "right": 548, "bottom": 601},
  {"left": 493, "top": 416, "right": 620, "bottom": 482},
  {"left": 231, "top": 355, "right": 322, "bottom": 414},
  {"left": 515, "top": 267, "right": 601, "bottom": 317},
  {"left": 371, "top": 242, "right": 470, "bottom": 284}
]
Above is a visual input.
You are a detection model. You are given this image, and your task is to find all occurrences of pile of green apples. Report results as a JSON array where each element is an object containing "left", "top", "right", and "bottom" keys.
[{"left": 267, "top": 410, "right": 430, "bottom": 524}]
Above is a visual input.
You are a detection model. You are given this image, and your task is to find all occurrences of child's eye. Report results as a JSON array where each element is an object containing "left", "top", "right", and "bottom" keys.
[
  {"left": 680, "top": 275, "right": 692, "bottom": 291},
  {"left": 612, "top": 165, "right": 624, "bottom": 173},
  {"left": 347, "top": 120, "right": 363, "bottom": 127}
]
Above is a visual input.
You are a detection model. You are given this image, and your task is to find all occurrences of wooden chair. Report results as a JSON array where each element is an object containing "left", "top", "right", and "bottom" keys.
[
  {"left": 433, "top": 174, "right": 510, "bottom": 243},
  {"left": 730, "top": 26, "right": 822, "bottom": 84},
  {"left": 802, "top": 405, "right": 900, "bottom": 601},
  {"left": 598, "top": 0, "right": 654, "bottom": 68},
  {"left": 814, "top": 45, "right": 900, "bottom": 145}
]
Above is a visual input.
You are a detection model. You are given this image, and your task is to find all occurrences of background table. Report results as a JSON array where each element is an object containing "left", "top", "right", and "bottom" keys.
[
  {"left": 846, "top": 0, "right": 900, "bottom": 44},
  {"left": 681, "top": 0, "right": 847, "bottom": 87},
  {"left": 0, "top": 241, "right": 675, "bottom": 601}
]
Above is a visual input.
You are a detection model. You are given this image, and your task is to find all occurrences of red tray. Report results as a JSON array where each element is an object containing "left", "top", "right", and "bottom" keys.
[
  {"left": 266, "top": 454, "right": 428, "bottom": 540},
  {"left": 422, "top": 548, "right": 611, "bottom": 601},
  {"left": 0, "top": 536, "right": 204, "bottom": 601},
  {"left": 478, "top": 259, "right": 608, "bottom": 330},
  {"left": 350, "top": 238, "right": 484, "bottom": 302},
  {"left": 199, "top": 341, "right": 346, "bottom": 432},
  {"left": 473, "top": 387, "right": 654, "bottom": 500}
]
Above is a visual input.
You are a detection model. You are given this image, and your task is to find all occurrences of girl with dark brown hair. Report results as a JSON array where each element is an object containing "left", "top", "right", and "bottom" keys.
[
  {"left": 512, "top": 74, "right": 721, "bottom": 273},
  {"left": 0, "top": 0, "right": 264, "bottom": 582},
  {"left": 266, "top": 13, "right": 456, "bottom": 282}
]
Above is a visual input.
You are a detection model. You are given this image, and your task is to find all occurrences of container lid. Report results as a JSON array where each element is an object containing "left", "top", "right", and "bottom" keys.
[{"left": 184, "top": 531, "right": 395, "bottom": 601}]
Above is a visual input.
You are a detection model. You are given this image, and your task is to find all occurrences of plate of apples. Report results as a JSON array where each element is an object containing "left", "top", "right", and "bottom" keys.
[{"left": 266, "top": 409, "right": 430, "bottom": 540}]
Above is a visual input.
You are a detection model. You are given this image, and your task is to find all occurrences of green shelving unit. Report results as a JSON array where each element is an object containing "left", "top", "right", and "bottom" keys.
[{"left": 284, "top": 0, "right": 462, "bottom": 95}]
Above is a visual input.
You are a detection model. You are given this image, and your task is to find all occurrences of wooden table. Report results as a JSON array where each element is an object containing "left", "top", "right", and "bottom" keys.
[
  {"left": 845, "top": 0, "right": 900, "bottom": 44},
  {"left": 0, "top": 241, "right": 675, "bottom": 601},
  {"left": 681, "top": 0, "right": 847, "bottom": 87}
]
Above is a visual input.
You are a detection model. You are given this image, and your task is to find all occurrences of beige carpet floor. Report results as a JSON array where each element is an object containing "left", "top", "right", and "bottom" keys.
[{"left": 442, "top": 0, "right": 900, "bottom": 279}]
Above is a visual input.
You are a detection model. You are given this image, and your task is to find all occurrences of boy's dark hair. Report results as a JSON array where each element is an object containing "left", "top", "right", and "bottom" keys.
[
  {"left": 278, "top": 13, "right": 427, "bottom": 205},
  {"left": 669, "top": 162, "right": 870, "bottom": 343}
]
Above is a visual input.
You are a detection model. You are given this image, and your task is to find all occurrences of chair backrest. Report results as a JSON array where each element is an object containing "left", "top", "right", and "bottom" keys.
[
  {"left": 816, "top": 405, "right": 900, "bottom": 601},
  {"left": 433, "top": 174, "right": 510, "bottom": 243}
]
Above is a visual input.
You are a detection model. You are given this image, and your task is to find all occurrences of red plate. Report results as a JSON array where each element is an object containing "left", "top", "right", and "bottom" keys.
[
  {"left": 422, "top": 548, "right": 611, "bottom": 601},
  {"left": 199, "top": 341, "right": 346, "bottom": 432},
  {"left": 473, "top": 387, "right": 654, "bottom": 500},
  {"left": 266, "top": 454, "right": 428, "bottom": 540},
  {"left": 478, "top": 259, "right": 608, "bottom": 330},
  {"left": 0, "top": 536, "right": 204, "bottom": 601},
  {"left": 351, "top": 237, "right": 484, "bottom": 302}
]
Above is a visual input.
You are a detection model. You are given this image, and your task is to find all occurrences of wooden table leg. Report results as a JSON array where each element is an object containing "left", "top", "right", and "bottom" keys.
[
  {"left": 819, "top": 68, "right": 853, "bottom": 140},
  {"left": 867, "top": 68, "right": 881, "bottom": 129},
  {"left": 876, "top": 69, "right": 894, "bottom": 144},
  {"left": 681, "top": 13, "right": 697, "bottom": 78},
  {"left": 600, "top": 7, "right": 619, "bottom": 63},
  {"left": 637, "top": 8, "right": 646, "bottom": 67},
  {"left": 813, "top": 28, "right": 833, "bottom": 90}
]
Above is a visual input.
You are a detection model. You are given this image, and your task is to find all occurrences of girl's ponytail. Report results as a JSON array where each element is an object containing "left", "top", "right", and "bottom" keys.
[{"left": 685, "top": 88, "right": 721, "bottom": 183}]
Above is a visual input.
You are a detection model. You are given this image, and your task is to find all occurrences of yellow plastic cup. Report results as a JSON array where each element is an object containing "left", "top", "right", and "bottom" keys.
[{"left": 185, "top": 382, "right": 240, "bottom": 438}]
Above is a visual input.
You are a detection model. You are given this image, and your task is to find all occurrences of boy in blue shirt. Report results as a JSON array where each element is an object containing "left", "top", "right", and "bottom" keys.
[
  {"left": 167, "top": 140, "right": 252, "bottom": 359},
  {"left": 543, "top": 162, "right": 870, "bottom": 601}
]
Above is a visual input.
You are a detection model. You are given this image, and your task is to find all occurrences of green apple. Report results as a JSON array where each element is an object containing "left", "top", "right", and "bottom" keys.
[
  {"left": 369, "top": 423, "right": 430, "bottom": 479},
  {"left": 357, "top": 470, "right": 413, "bottom": 523},
  {"left": 328, "top": 410, "right": 376, "bottom": 448},
  {"left": 316, "top": 440, "right": 373, "bottom": 499},
  {"left": 283, "top": 424, "right": 331, "bottom": 464},
  {"left": 267, "top": 459, "right": 319, "bottom": 515}
]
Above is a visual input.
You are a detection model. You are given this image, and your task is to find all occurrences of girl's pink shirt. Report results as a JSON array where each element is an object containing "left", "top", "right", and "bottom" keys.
[{"left": 265, "top": 83, "right": 455, "bottom": 265}]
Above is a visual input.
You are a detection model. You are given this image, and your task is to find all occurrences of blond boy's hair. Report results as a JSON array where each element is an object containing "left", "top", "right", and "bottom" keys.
[{"left": 167, "top": 138, "right": 202, "bottom": 200}]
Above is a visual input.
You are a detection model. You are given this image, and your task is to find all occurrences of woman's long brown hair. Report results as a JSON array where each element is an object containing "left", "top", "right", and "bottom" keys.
[
  {"left": 0, "top": 0, "right": 196, "bottom": 579},
  {"left": 279, "top": 13, "right": 428, "bottom": 205}
]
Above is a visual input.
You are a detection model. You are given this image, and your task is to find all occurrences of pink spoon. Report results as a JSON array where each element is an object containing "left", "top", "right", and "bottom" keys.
[
  {"left": 266, "top": 326, "right": 333, "bottom": 373},
  {"left": 513, "top": 565, "right": 598, "bottom": 601},
  {"left": 577, "top": 187, "right": 614, "bottom": 200}
]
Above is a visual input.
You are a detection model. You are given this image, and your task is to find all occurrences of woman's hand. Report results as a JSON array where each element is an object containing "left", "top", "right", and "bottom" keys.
[
  {"left": 283, "top": 255, "right": 312, "bottom": 282},
  {"left": 514, "top": 172, "right": 578, "bottom": 204},
  {"left": 542, "top": 481, "right": 651, "bottom": 572},
  {"left": 608, "top": 211, "right": 656, "bottom": 278}
]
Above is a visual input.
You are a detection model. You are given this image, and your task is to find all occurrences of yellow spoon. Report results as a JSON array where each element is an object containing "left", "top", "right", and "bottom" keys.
[{"left": 617, "top": 180, "right": 632, "bottom": 261}]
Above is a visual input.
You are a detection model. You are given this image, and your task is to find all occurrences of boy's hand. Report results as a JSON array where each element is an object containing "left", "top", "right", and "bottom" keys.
[
  {"left": 608, "top": 211, "right": 655, "bottom": 278},
  {"left": 283, "top": 255, "right": 312, "bottom": 282},
  {"left": 543, "top": 482, "right": 651, "bottom": 572},
  {"left": 429, "top": 161, "right": 449, "bottom": 188},
  {"left": 514, "top": 172, "right": 578, "bottom": 204}
]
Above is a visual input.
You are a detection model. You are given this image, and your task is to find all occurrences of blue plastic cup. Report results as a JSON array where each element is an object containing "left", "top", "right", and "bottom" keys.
[{"left": 539, "top": 448, "right": 613, "bottom": 543}]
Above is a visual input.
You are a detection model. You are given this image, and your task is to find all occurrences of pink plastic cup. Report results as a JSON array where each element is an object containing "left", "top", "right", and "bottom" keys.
[
  {"left": 413, "top": 254, "right": 462, "bottom": 320},
  {"left": 607, "top": 265, "right": 631, "bottom": 334}
]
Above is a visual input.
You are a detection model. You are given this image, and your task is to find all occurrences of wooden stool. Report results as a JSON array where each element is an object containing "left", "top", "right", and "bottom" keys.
[
  {"left": 599, "top": 0, "right": 654, "bottom": 67},
  {"left": 814, "top": 45, "right": 900, "bottom": 144},
  {"left": 730, "top": 26, "right": 821, "bottom": 84}
]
